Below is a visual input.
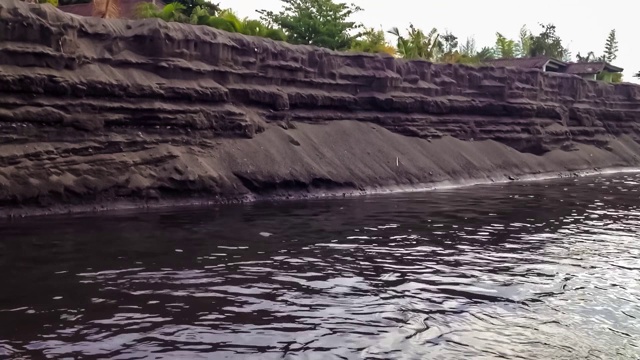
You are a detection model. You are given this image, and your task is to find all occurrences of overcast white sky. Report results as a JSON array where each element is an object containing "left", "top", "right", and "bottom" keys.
[{"left": 220, "top": 0, "right": 638, "bottom": 83}]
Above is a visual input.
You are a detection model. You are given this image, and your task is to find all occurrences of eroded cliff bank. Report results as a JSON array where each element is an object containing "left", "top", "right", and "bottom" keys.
[{"left": 2, "top": 0, "right": 640, "bottom": 217}]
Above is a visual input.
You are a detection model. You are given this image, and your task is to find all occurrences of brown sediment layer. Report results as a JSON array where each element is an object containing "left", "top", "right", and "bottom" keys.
[{"left": 2, "top": 0, "right": 640, "bottom": 217}]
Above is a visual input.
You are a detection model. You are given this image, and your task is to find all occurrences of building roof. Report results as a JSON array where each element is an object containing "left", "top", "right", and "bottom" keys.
[
  {"left": 564, "top": 62, "right": 624, "bottom": 75},
  {"left": 58, "top": 0, "right": 164, "bottom": 19},
  {"left": 485, "top": 56, "right": 567, "bottom": 69},
  {"left": 486, "top": 57, "right": 624, "bottom": 77}
]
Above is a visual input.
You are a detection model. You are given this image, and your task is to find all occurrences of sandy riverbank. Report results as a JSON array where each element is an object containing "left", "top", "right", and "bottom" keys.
[{"left": 2, "top": 0, "right": 640, "bottom": 217}]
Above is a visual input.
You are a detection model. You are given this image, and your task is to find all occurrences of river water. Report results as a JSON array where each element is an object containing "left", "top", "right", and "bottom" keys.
[{"left": 1, "top": 174, "right": 640, "bottom": 359}]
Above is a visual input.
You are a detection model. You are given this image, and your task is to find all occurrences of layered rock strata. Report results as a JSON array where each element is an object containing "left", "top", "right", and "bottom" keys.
[{"left": 1, "top": 0, "right": 640, "bottom": 216}]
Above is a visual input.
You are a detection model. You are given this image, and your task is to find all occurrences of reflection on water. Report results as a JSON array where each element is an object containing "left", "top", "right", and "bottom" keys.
[{"left": 1, "top": 174, "right": 640, "bottom": 359}]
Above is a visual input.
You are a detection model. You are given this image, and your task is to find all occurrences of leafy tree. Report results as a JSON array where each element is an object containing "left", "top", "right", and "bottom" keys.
[
  {"left": 578, "top": 29, "right": 620, "bottom": 65},
  {"left": 527, "top": 23, "right": 567, "bottom": 59},
  {"left": 438, "top": 31, "right": 460, "bottom": 62},
  {"left": 452, "top": 46, "right": 494, "bottom": 64},
  {"left": 393, "top": 33, "right": 493, "bottom": 64},
  {"left": 562, "top": 47, "right": 572, "bottom": 62},
  {"left": 173, "top": 0, "right": 219, "bottom": 17},
  {"left": 258, "top": 0, "right": 363, "bottom": 50},
  {"left": 459, "top": 37, "right": 477, "bottom": 57},
  {"left": 603, "top": 29, "right": 618, "bottom": 62},
  {"left": 350, "top": 28, "right": 396, "bottom": 56},
  {"left": 518, "top": 25, "right": 531, "bottom": 57},
  {"left": 388, "top": 25, "right": 441, "bottom": 60},
  {"left": 475, "top": 47, "right": 496, "bottom": 62},
  {"left": 441, "top": 31, "right": 458, "bottom": 54},
  {"left": 494, "top": 32, "right": 519, "bottom": 59},
  {"left": 458, "top": 37, "right": 495, "bottom": 63}
]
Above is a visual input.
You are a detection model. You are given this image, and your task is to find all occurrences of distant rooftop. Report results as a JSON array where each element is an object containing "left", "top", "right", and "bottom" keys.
[
  {"left": 485, "top": 56, "right": 623, "bottom": 76},
  {"left": 564, "top": 62, "right": 624, "bottom": 75},
  {"left": 485, "top": 56, "right": 566, "bottom": 69}
]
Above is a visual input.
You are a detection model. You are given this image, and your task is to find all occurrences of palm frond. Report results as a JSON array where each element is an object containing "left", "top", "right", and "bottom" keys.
[
  {"left": 387, "top": 27, "right": 401, "bottom": 38},
  {"left": 206, "top": 17, "right": 238, "bottom": 33}
]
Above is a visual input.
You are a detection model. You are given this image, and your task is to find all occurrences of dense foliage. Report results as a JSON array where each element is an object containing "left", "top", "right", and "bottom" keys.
[
  {"left": 172, "top": 0, "right": 219, "bottom": 18},
  {"left": 136, "top": 3, "right": 287, "bottom": 41},
  {"left": 258, "top": 0, "right": 362, "bottom": 50},
  {"left": 48, "top": 0, "right": 627, "bottom": 81},
  {"left": 527, "top": 24, "right": 568, "bottom": 60},
  {"left": 350, "top": 28, "right": 396, "bottom": 56}
]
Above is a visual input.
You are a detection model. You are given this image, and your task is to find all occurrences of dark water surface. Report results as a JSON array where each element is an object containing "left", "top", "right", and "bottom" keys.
[{"left": 1, "top": 174, "right": 640, "bottom": 359}]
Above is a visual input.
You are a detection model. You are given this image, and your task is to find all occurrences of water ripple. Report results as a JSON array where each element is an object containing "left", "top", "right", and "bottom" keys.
[{"left": 1, "top": 173, "right": 640, "bottom": 358}]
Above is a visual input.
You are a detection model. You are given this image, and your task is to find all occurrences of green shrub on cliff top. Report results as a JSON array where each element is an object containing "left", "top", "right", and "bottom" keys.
[
  {"left": 350, "top": 28, "right": 396, "bottom": 56},
  {"left": 136, "top": 3, "right": 287, "bottom": 42},
  {"left": 204, "top": 9, "right": 287, "bottom": 41},
  {"left": 137, "top": 2, "right": 189, "bottom": 22}
]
